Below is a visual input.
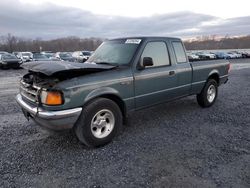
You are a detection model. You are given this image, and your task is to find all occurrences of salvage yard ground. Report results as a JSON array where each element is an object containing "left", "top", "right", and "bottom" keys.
[{"left": 0, "top": 59, "right": 250, "bottom": 187}]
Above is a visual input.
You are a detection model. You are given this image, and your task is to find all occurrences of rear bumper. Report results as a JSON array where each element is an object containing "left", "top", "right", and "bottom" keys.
[{"left": 16, "top": 94, "right": 82, "bottom": 130}]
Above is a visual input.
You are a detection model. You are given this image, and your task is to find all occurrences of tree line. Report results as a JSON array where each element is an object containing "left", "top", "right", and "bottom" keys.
[
  {"left": 1, "top": 33, "right": 250, "bottom": 52},
  {"left": 184, "top": 35, "right": 250, "bottom": 50},
  {"left": 0, "top": 34, "right": 103, "bottom": 52}
]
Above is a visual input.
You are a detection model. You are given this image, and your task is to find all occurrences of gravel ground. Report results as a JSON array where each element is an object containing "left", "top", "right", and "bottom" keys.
[{"left": 0, "top": 59, "right": 250, "bottom": 188}]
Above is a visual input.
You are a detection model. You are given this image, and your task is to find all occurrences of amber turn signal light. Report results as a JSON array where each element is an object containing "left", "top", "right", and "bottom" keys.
[{"left": 41, "top": 91, "right": 63, "bottom": 105}]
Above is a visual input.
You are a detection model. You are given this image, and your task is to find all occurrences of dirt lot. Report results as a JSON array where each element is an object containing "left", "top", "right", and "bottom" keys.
[{"left": 0, "top": 59, "right": 250, "bottom": 188}]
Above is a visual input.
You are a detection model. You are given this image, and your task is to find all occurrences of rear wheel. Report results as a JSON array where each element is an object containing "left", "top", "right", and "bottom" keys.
[
  {"left": 197, "top": 79, "right": 218, "bottom": 108},
  {"left": 74, "top": 98, "right": 123, "bottom": 147}
]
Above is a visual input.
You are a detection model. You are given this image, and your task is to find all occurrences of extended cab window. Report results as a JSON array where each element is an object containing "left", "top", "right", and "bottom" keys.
[
  {"left": 172, "top": 42, "right": 187, "bottom": 63},
  {"left": 141, "top": 42, "right": 170, "bottom": 67}
]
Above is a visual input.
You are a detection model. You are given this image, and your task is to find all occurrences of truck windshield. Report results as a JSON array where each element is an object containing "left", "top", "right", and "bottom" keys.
[{"left": 87, "top": 39, "right": 140, "bottom": 65}]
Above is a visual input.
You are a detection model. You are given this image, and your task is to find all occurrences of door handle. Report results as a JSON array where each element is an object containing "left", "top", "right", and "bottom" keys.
[
  {"left": 120, "top": 81, "right": 132, "bottom": 85},
  {"left": 169, "top": 71, "right": 175, "bottom": 76}
]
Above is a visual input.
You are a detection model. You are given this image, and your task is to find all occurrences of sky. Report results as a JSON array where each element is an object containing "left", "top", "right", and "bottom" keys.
[{"left": 1, "top": 0, "right": 250, "bottom": 39}]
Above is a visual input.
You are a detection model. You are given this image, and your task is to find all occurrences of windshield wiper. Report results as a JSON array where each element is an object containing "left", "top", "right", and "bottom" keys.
[{"left": 95, "top": 62, "right": 118, "bottom": 66}]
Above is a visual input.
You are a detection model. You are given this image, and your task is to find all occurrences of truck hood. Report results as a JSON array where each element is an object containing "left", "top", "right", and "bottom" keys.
[{"left": 21, "top": 61, "right": 115, "bottom": 77}]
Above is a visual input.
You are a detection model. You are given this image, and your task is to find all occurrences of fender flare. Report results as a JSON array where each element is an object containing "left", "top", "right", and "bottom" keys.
[
  {"left": 84, "top": 87, "right": 121, "bottom": 104},
  {"left": 208, "top": 69, "right": 219, "bottom": 78},
  {"left": 83, "top": 87, "right": 127, "bottom": 118}
]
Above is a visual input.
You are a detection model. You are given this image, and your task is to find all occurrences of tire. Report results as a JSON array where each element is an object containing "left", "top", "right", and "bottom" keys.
[
  {"left": 197, "top": 79, "right": 218, "bottom": 108},
  {"left": 74, "top": 98, "right": 123, "bottom": 147}
]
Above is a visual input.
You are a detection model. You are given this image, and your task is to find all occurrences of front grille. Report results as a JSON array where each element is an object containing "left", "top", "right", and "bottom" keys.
[{"left": 20, "top": 80, "right": 40, "bottom": 103}]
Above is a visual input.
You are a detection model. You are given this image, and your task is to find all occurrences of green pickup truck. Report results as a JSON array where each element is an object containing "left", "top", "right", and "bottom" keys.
[{"left": 16, "top": 37, "right": 230, "bottom": 147}]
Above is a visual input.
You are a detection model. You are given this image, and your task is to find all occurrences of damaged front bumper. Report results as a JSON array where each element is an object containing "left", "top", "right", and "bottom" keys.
[{"left": 16, "top": 94, "right": 82, "bottom": 130}]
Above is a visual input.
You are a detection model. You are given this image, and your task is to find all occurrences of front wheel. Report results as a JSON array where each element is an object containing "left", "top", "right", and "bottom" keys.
[
  {"left": 197, "top": 79, "right": 218, "bottom": 108},
  {"left": 74, "top": 98, "right": 123, "bottom": 147}
]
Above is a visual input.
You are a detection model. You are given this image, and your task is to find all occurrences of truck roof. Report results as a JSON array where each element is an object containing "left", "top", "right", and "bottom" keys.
[{"left": 109, "top": 36, "right": 181, "bottom": 41}]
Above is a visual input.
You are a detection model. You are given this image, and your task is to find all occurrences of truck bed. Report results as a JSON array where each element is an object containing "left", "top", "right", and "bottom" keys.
[{"left": 190, "top": 59, "right": 229, "bottom": 94}]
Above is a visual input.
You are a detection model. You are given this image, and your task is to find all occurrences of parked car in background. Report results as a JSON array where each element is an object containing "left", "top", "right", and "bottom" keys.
[
  {"left": 41, "top": 51, "right": 53, "bottom": 54},
  {"left": 15, "top": 52, "right": 33, "bottom": 62},
  {"left": 214, "top": 52, "right": 231, "bottom": 59},
  {"left": 32, "top": 53, "right": 51, "bottom": 61},
  {"left": 12, "top": 52, "right": 19, "bottom": 57},
  {"left": 55, "top": 52, "right": 76, "bottom": 62},
  {"left": 41, "top": 52, "right": 60, "bottom": 61},
  {"left": 196, "top": 52, "right": 216, "bottom": 59},
  {"left": 241, "top": 52, "right": 250, "bottom": 58},
  {"left": 187, "top": 52, "right": 199, "bottom": 60},
  {"left": 234, "top": 51, "right": 243, "bottom": 58},
  {"left": 72, "top": 51, "right": 92, "bottom": 63},
  {"left": 0, "top": 53, "right": 21, "bottom": 69},
  {"left": 226, "top": 53, "right": 236, "bottom": 59},
  {"left": 228, "top": 51, "right": 242, "bottom": 58},
  {"left": 226, "top": 52, "right": 237, "bottom": 59},
  {"left": 0, "top": 51, "right": 8, "bottom": 55},
  {"left": 41, "top": 51, "right": 53, "bottom": 58},
  {"left": 83, "top": 50, "right": 92, "bottom": 57}
]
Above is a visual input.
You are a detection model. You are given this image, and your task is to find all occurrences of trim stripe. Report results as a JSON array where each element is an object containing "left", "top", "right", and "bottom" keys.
[
  {"left": 124, "top": 83, "right": 191, "bottom": 100},
  {"left": 220, "top": 74, "right": 228, "bottom": 78},
  {"left": 191, "top": 80, "right": 206, "bottom": 85},
  {"left": 124, "top": 79, "right": 210, "bottom": 101}
]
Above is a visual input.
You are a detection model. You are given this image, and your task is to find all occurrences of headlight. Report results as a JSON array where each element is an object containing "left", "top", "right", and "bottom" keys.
[{"left": 40, "top": 90, "right": 64, "bottom": 105}]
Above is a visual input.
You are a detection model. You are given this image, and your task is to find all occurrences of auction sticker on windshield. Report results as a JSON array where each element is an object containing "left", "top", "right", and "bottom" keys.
[{"left": 125, "top": 39, "right": 141, "bottom": 44}]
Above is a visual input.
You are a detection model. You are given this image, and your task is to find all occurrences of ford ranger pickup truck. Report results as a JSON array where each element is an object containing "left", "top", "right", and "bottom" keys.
[{"left": 16, "top": 37, "right": 230, "bottom": 147}]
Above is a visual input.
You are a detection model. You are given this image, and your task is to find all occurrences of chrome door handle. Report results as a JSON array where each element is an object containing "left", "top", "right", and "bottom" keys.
[{"left": 120, "top": 81, "right": 131, "bottom": 85}]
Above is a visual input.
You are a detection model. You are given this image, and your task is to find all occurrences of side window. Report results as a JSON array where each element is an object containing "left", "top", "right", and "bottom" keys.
[
  {"left": 141, "top": 42, "right": 170, "bottom": 67},
  {"left": 172, "top": 42, "right": 187, "bottom": 63}
]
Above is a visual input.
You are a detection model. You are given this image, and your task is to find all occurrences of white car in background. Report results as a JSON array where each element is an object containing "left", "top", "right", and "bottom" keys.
[
  {"left": 225, "top": 53, "right": 236, "bottom": 59},
  {"left": 72, "top": 51, "right": 92, "bottom": 63},
  {"left": 196, "top": 52, "right": 216, "bottom": 59},
  {"left": 208, "top": 53, "right": 217, "bottom": 59},
  {"left": 0, "top": 51, "right": 8, "bottom": 55},
  {"left": 14, "top": 52, "right": 33, "bottom": 62},
  {"left": 187, "top": 52, "right": 199, "bottom": 60},
  {"left": 54, "top": 52, "right": 76, "bottom": 62},
  {"left": 228, "top": 51, "right": 242, "bottom": 58}
]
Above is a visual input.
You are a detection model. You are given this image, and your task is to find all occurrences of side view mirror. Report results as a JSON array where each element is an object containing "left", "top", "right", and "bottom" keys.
[{"left": 143, "top": 57, "right": 153, "bottom": 67}]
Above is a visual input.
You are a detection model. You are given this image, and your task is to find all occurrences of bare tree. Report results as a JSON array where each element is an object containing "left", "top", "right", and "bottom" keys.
[{"left": 3, "top": 33, "right": 18, "bottom": 52}]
